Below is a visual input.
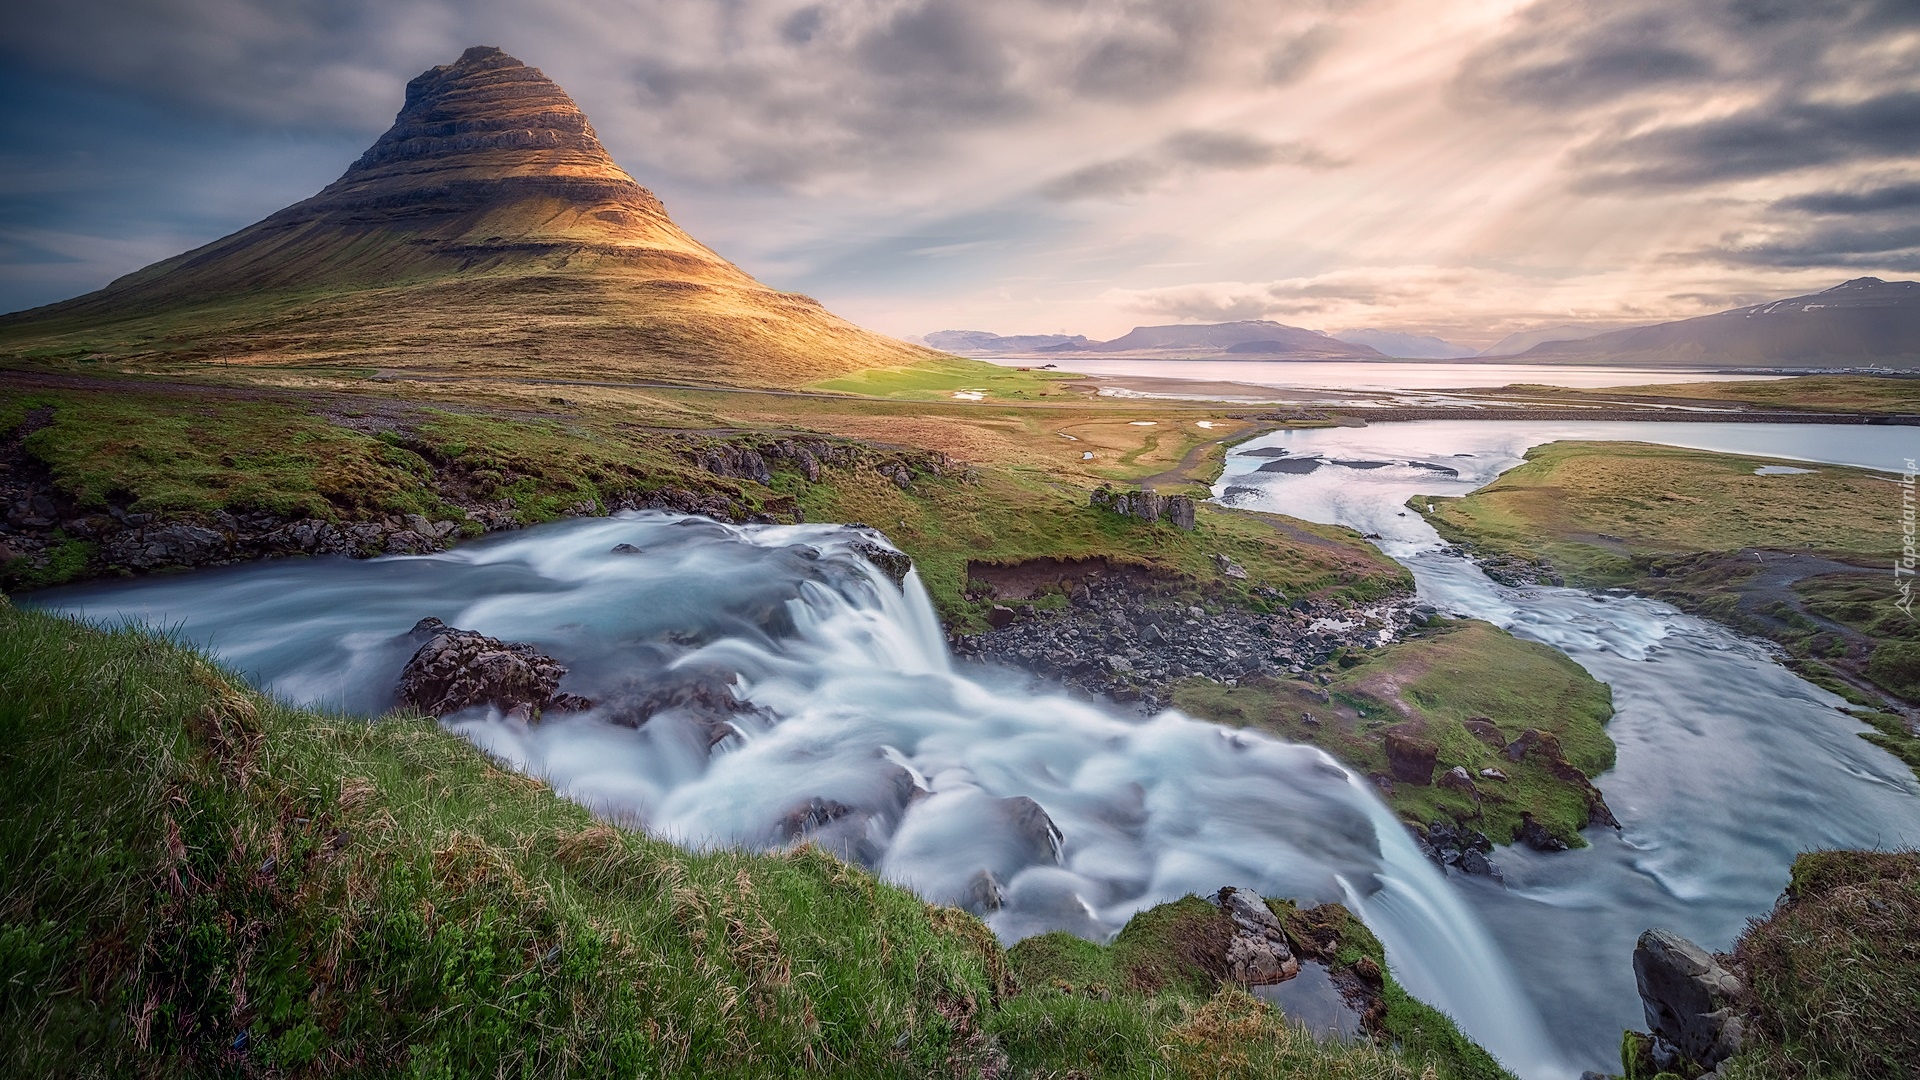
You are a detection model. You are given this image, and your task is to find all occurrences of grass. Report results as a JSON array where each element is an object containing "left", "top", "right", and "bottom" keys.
[
  {"left": 1004, "top": 896, "right": 1513, "bottom": 1080},
  {"left": 808, "top": 358, "right": 1086, "bottom": 402},
  {"left": 1714, "top": 850, "right": 1920, "bottom": 1080},
  {"left": 1484, "top": 375, "right": 1920, "bottom": 415},
  {"left": 1, "top": 382, "right": 1406, "bottom": 626},
  {"left": 1173, "top": 620, "right": 1616, "bottom": 847},
  {"left": 0, "top": 599, "right": 1502, "bottom": 1077},
  {"left": 1420, "top": 440, "right": 1919, "bottom": 723}
]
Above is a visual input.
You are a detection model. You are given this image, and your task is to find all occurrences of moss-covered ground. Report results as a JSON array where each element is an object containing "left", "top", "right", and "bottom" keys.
[
  {"left": 0, "top": 379, "right": 1405, "bottom": 627},
  {"left": 0, "top": 599, "right": 1508, "bottom": 1077},
  {"left": 1006, "top": 896, "right": 1512, "bottom": 1080},
  {"left": 1174, "top": 620, "right": 1616, "bottom": 847},
  {"left": 1420, "top": 440, "right": 1919, "bottom": 767},
  {"left": 1477, "top": 374, "right": 1920, "bottom": 415}
]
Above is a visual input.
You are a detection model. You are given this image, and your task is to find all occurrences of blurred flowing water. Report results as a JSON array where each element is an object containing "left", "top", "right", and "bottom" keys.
[
  {"left": 1216, "top": 420, "right": 1920, "bottom": 1072},
  {"left": 28, "top": 513, "right": 1566, "bottom": 1077}
]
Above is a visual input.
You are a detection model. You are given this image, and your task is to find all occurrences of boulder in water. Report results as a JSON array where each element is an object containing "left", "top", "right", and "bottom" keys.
[
  {"left": 397, "top": 617, "right": 593, "bottom": 718},
  {"left": 849, "top": 538, "right": 912, "bottom": 587},
  {"left": 1632, "top": 928, "right": 1747, "bottom": 1071}
]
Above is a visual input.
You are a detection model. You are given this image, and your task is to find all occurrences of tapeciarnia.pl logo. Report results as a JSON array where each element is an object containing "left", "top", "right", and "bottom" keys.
[{"left": 1899, "top": 457, "right": 1916, "bottom": 618}]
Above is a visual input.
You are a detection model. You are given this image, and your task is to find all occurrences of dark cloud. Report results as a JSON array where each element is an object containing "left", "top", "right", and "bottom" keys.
[
  {"left": 1776, "top": 179, "right": 1920, "bottom": 215},
  {"left": 1264, "top": 24, "right": 1336, "bottom": 85},
  {"left": 1042, "top": 129, "right": 1340, "bottom": 200},
  {"left": 1462, "top": 0, "right": 1920, "bottom": 191}
]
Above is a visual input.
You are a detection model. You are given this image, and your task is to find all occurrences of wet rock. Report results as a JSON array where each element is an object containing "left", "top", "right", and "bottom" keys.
[
  {"left": 1514, "top": 812, "right": 1569, "bottom": 853},
  {"left": 1383, "top": 733, "right": 1438, "bottom": 786},
  {"left": 996, "top": 796, "right": 1064, "bottom": 866},
  {"left": 1633, "top": 929, "right": 1747, "bottom": 1070},
  {"left": 962, "top": 869, "right": 1005, "bottom": 914},
  {"left": 848, "top": 538, "right": 912, "bottom": 588},
  {"left": 776, "top": 796, "right": 856, "bottom": 841},
  {"left": 609, "top": 543, "right": 643, "bottom": 555},
  {"left": 1215, "top": 886, "right": 1301, "bottom": 985},
  {"left": 396, "top": 617, "right": 593, "bottom": 718},
  {"left": 107, "top": 522, "right": 231, "bottom": 569}
]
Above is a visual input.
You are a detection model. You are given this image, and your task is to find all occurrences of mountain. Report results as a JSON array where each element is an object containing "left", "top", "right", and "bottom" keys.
[
  {"left": 1519, "top": 278, "right": 1920, "bottom": 367},
  {"left": 923, "top": 330, "right": 1089, "bottom": 354},
  {"left": 0, "top": 46, "right": 939, "bottom": 388},
  {"left": 1042, "top": 320, "right": 1382, "bottom": 359},
  {"left": 1480, "top": 323, "right": 1642, "bottom": 357},
  {"left": 1332, "top": 328, "right": 1477, "bottom": 359}
]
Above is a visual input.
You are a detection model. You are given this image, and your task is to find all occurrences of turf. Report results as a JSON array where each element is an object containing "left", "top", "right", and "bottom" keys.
[{"left": 1174, "top": 619, "right": 1616, "bottom": 847}]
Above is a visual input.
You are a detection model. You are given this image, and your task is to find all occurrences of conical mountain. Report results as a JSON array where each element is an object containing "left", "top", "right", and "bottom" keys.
[{"left": 0, "top": 46, "right": 940, "bottom": 387}]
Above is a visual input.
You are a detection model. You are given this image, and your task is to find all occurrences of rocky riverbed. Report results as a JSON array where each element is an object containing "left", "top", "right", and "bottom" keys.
[{"left": 951, "top": 569, "right": 1432, "bottom": 713}]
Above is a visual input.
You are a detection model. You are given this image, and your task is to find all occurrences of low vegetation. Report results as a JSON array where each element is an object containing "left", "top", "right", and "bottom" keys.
[
  {"left": 1421, "top": 441, "right": 1918, "bottom": 738},
  {"left": 1174, "top": 620, "right": 1616, "bottom": 847},
  {"left": 0, "top": 600, "right": 1511, "bottom": 1077},
  {"left": 1481, "top": 374, "right": 1920, "bottom": 415},
  {"left": 1, "top": 382, "right": 1405, "bottom": 628},
  {"left": 1621, "top": 850, "right": 1920, "bottom": 1080}
]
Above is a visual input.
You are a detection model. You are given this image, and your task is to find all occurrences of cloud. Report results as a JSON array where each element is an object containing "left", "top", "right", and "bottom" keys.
[
  {"left": 1460, "top": 0, "right": 1920, "bottom": 191},
  {"left": 1040, "top": 129, "right": 1340, "bottom": 200},
  {"left": 1774, "top": 178, "right": 1920, "bottom": 214}
]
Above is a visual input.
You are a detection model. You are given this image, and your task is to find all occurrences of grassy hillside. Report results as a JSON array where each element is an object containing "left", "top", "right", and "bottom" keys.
[
  {"left": 1478, "top": 375, "right": 1920, "bottom": 415},
  {"left": 0, "top": 600, "right": 1496, "bottom": 1078}
]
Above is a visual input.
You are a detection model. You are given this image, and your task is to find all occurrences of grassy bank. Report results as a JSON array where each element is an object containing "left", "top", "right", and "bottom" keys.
[
  {"left": 1419, "top": 441, "right": 1918, "bottom": 745},
  {"left": 1619, "top": 849, "right": 1920, "bottom": 1080},
  {"left": 1174, "top": 620, "right": 1616, "bottom": 847},
  {"left": 0, "top": 600, "right": 1502, "bottom": 1077},
  {"left": 1478, "top": 374, "right": 1920, "bottom": 415},
  {"left": 1, "top": 383, "right": 1405, "bottom": 626}
]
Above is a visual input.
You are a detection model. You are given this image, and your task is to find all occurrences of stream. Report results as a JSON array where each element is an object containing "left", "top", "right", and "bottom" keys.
[
  {"left": 21, "top": 419, "right": 1920, "bottom": 1077},
  {"left": 1216, "top": 420, "right": 1920, "bottom": 1071}
]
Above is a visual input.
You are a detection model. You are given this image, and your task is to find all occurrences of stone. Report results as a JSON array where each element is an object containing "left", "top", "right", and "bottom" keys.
[
  {"left": 1478, "top": 767, "right": 1508, "bottom": 782},
  {"left": 1214, "top": 886, "right": 1300, "bottom": 985},
  {"left": 610, "top": 543, "right": 643, "bottom": 555},
  {"left": 1383, "top": 732, "right": 1439, "bottom": 786},
  {"left": 986, "top": 604, "right": 1017, "bottom": 629},
  {"left": 1514, "top": 812, "right": 1570, "bottom": 852},
  {"left": 1438, "top": 765, "right": 1477, "bottom": 793},
  {"left": 961, "top": 869, "right": 1005, "bottom": 914},
  {"left": 1211, "top": 553, "right": 1249, "bottom": 580},
  {"left": 1633, "top": 928, "right": 1747, "bottom": 1070},
  {"left": 1462, "top": 716, "right": 1506, "bottom": 746},
  {"left": 997, "top": 796, "right": 1064, "bottom": 866},
  {"left": 396, "top": 617, "right": 592, "bottom": 718},
  {"left": 848, "top": 538, "right": 912, "bottom": 588}
]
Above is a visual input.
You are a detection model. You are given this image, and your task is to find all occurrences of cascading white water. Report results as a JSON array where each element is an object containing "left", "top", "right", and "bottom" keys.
[
  {"left": 28, "top": 511, "right": 1568, "bottom": 1078},
  {"left": 1215, "top": 419, "right": 1920, "bottom": 1072}
]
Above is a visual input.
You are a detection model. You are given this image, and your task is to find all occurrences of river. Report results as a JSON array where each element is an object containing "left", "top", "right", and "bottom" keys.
[
  {"left": 1214, "top": 419, "right": 1920, "bottom": 1071},
  {"left": 21, "top": 419, "right": 1920, "bottom": 1077}
]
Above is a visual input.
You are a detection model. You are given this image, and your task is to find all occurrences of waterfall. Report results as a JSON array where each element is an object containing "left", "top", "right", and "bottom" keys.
[{"left": 30, "top": 511, "right": 1568, "bottom": 1077}]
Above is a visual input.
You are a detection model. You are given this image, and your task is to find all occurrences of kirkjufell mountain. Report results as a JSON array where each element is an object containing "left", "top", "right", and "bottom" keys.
[{"left": 0, "top": 46, "right": 939, "bottom": 387}]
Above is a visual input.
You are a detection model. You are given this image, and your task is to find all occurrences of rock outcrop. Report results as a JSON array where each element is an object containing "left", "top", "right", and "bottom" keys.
[
  {"left": 396, "top": 617, "right": 592, "bottom": 719},
  {"left": 1215, "top": 886, "right": 1301, "bottom": 985},
  {"left": 1089, "top": 486, "right": 1197, "bottom": 530},
  {"left": 1631, "top": 929, "right": 1746, "bottom": 1072}
]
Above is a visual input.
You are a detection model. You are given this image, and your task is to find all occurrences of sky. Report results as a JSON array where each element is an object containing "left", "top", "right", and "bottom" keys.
[{"left": 2, "top": 0, "right": 1917, "bottom": 346}]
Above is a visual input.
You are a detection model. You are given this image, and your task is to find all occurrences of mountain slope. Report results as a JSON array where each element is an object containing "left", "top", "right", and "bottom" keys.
[
  {"left": 1478, "top": 324, "right": 1635, "bottom": 357},
  {"left": 923, "top": 330, "right": 1089, "bottom": 354},
  {"left": 1333, "top": 328, "right": 1477, "bottom": 359},
  {"left": 1520, "top": 278, "right": 1920, "bottom": 367},
  {"left": 1044, "top": 320, "right": 1382, "bottom": 359},
  {"left": 0, "top": 47, "right": 941, "bottom": 388}
]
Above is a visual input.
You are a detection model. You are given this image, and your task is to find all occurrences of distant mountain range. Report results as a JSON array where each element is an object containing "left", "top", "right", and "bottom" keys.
[
  {"left": 923, "top": 330, "right": 1088, "bottom": 353},
  {"left": 1517, "top": 278, "right": 1920, "bottom": 367},
  {"left": 0, "top": 47, "right": 935, "bottom": 388},
  {"left": 1478, "top": 323, "right": 1633, "bottom": 357},
  {"left": 928, "top": 319, "right": 1383, "bottom": 359},
  {"left": 1332, "top": 328, "right": 1478, "bottom": 359}
]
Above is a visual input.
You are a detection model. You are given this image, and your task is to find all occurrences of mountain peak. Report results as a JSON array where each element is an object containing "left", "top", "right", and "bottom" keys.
[
  {"left": 336, "top": 46, "right": 640, "bottom": 199},
  {"left": 1829, "top": 276, "right": 1890, "bottom": 291}
]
